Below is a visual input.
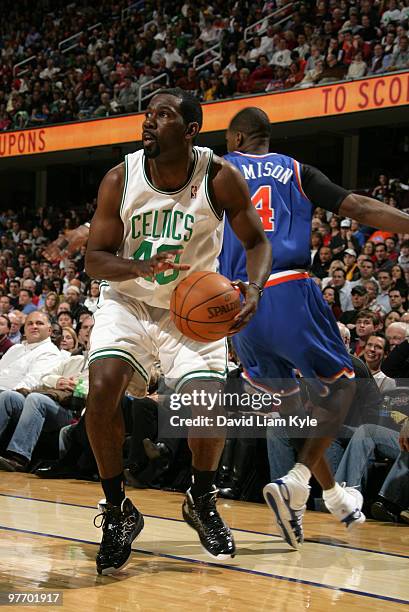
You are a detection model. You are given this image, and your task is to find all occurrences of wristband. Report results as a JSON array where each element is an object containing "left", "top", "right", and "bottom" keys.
[{"left": 249, "top": 282, "right": 264, "bottom": 298}]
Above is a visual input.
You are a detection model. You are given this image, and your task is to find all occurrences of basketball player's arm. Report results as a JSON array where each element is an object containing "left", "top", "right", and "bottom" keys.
[
  {"left": 302, "top": 164, "right": 409, "bottom": 233},
  {"left": 210, "top": 158, "right": 272, "bottom": 329},
  {"left": 85, "top": 165, "right": 190, "bottom": 281}
]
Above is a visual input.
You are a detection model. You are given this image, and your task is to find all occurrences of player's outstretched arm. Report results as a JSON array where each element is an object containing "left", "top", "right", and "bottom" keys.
[
  {"left": 210, "top": 157, "right": 272, "bottom": 329},
  {"left": 339, "top": 193, "right": 409, "bottom": 234},
  {"left": 301, "top": 164, "right": 409, "bottom": 234},
  {"left": 85, "top": 165, "right": 189, "bottom": 281}
]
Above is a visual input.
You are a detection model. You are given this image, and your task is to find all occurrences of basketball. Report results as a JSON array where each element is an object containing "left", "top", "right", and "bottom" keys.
[{"left": 170, "top": 271, "right": 242, "bottom": 342}]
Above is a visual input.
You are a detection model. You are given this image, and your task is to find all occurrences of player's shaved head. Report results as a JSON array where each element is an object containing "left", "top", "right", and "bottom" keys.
[
  {"left": 228, "top": 107, "right": 271, "bottom": 140},
  {"left": 154, "top": 88, "right": 203, "bottom": 130}
]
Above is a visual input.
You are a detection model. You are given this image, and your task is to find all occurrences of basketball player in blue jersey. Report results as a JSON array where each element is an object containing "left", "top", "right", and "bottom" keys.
[
  {"left": 84, "top": 91, "right": 272, "bottom": 574},
  {"left": 219, "top": 107, "right": 409, "bottom": 550}
]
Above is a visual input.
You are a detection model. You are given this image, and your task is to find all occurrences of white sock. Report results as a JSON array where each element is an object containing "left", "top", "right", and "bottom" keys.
[
  {"left": 323, "top": 482, "right": 345, "bottom": 505},
  {"left": 285, "top": 463, "right": 311, "bottom": 487}
]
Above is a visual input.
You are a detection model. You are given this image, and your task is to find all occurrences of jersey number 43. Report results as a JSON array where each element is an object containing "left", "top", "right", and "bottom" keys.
[{"left": 252, "top": 185, "right": 275, "bottom": 232}]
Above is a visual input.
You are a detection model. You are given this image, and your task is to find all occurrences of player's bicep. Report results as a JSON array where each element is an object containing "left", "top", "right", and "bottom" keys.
[
  {"left": 87, "top": 167, "right": 124, "bottom": 255},
  {"left": 301, "top": 164, "right": 350, "bottom": 213}
]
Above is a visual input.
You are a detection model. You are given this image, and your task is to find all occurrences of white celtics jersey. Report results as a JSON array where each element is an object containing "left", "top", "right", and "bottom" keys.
[{"left": 109, "top": 146, "right": 224, "bottom": 309}]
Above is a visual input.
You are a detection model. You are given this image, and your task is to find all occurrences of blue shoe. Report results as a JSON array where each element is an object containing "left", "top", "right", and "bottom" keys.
[{"left": 263, "top": 478, "right": 309, "bottom": 550}]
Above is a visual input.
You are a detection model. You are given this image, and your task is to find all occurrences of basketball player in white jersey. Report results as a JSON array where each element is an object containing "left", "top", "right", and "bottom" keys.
[{"left": 85, "top": 89, "right": 272, "bottom": 574}]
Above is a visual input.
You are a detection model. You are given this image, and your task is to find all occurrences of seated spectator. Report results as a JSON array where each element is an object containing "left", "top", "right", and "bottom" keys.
[
  {"left": 93, "top": 93, "right": 118, "bottom": 118},
  {"left": 265, "top": 66, "right": 287, "bottom": 92},
  {"left": 75, "top": 315, "right": 94, "bottom": 353},
  {"left": 60, "top": 327, "right": 79, "bottom": 355},
  {"left": 322, "top": 286, "right": 343, "bottom": 320},
  {"left": 361, "top": 333, "right": 396, "bottom": 391},
  {"left": 17, "top": 288, "right": 37, "bottom": 315},
  {"left": 344, "top": 248, "right": 359, "bottom": 281},
  {"left": 352, "top": 309, "right": 382, "bottom": 356},
  {"left": 8, "top": 311, "right": 25, "bottom": 345},
  {"left": 385, "top": 321, "right": 409, "bottom": 348},
  {"left": 327, "top": 267, "right": 353, "bottom": 312},
  {"left": 388, "top": 35, "right": 409, "bottom": 71},
  {"left": 384, "top": 311, "right": 402, "bottom": 330},
  {"left": 284, "top": 61, "right": 304, "bottom": 88},
  {"left": 311, "top": 245, "right": 333, "bottom": 279},
  {"left": 0, "top": 311, "right": 62, "bottom": 392},
  {"left": 57, "top": 310, "right": 74, "bottom": 330},
  {"left": 0, "top": 349, "right": 88, "bottom": 472},
  {"left": 0, "top": 315, "right": 13, "bottom": 357},
  {"left": 234, "top": 68, "right": 252, "bottom": 95},
  {"left": 84, "top": 281, "right": 100, "bottom": 314},
  {"left": 218, "top": 69, "right": 236, "bottom": 98},
  {"left": 270, "top": 39, "right": 292, "bottom": 68},
  {"left": 376, "top": 270, "right": 394, "bottom": 312},
  {"left": 64, "top": 285, "right": 87, "bottom": 322},
  {"left": 319, "top": 54, "right": 347, "bottom": 83},
  {"left": 41, "top": 291, "right": 60, "bottom": 319},
  {"left": 388, "top": 287, "right": 407, "bottom": 315},
  {"left": 368, "top": 43, "right": 389, "bottom": 74},
  {"left": 340, "top": 286, "right": 369, "bottom": 327},
  {"left": 346, "top": 51, "right": 367, "bottom": 79},
  {"left": 249, "top": 55, "right": 274, "bottom": 92}
]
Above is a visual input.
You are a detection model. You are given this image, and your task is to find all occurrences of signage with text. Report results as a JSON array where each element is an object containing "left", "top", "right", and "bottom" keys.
[{"left": 0, "top": 72, "right": 408, "bottom": 159}]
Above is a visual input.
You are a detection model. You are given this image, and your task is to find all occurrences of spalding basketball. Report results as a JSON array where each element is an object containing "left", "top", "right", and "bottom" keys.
[{"left": 170, "top": 271, "right": 242, "bottom": 342}]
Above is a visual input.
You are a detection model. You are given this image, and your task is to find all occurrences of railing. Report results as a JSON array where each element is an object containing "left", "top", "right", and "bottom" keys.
[
  {"left": 138, "top": 72, "right": 170, "bottom": 111},
  {"left": 193, "top": 42, "right": 222, "bottom": 72},
  {"left": 13, "top": 55, "right": 36, "bottom": 77},
  {"left": 58, "top": 22, "right": 102, "bottom": 54},
  {"left": 244, "top": 4, "right": 294, "bottom": 41},
  {"left": 122, "top": 0, "right": 144, "bottom": 21}
]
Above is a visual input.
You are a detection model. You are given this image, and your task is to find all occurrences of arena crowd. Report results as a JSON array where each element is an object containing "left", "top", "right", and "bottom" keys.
[{"left": 0, "top": 0, "right": 408, "bottom": 129}]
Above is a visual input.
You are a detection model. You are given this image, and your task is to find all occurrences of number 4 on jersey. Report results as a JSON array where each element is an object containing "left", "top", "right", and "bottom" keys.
[{"left": 252, "top": 185, "right": 274, "bottom": 232}]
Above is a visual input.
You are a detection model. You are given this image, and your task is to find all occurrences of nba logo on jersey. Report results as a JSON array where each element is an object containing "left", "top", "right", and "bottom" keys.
[{"left": 191, "top": 185, "right": 198, "bottom": 199}]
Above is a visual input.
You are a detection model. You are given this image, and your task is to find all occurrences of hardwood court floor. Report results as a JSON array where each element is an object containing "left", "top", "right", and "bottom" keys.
[{"left": 0, "top": 474, "right": 408, "bottom": 611}]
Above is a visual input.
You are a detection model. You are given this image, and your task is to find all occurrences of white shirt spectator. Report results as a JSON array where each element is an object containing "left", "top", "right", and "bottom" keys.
[
  {"left": 373, "top": 371, "right": 396, "bottom": 392},
  {"left": 163, "top": 47, "right": 182, "bottom": 69},
  {"left": 41, "top": 354, "right": 89, "bottom": 393},
  {"left": 0, "top": 337, "right": 62, "bottom": 391},
  {"left": 270, "top": 47, "right": 292, "bottom": 68},
  {"left": 381, "top": 7, "right": 402, "bottom": 26},
  {"left": 376, "top": 291, "right": 392, "bottom": 314}
]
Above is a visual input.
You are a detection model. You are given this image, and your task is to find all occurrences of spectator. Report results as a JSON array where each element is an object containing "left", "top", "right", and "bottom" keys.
[
  {"left": 353, "top": 309, "right": 382, "bottom": 357},
  {"left": 328, "top": 267, "right": 353, "bottom": 311},
  {"left": 0, "top": 311, "right": 62, "bottom": 392},
  {"left": 76, "top": 315, "right": 94, "bottom": 353},
  {"left": 84, "top": 281, "right": 100, "bottom": 314},
  {"left": 0, "top": 315, "right": 13, "bottom": 357},
  {"left": 362, "top": 333, "right": 396, "bottom": 390},
  {"left": 340, "top": 286, "right": 368, "bottom": 327},
  {"left": 388, "top": 287, "right": 407, "bottom": 315},
  {"left": 376, "top": 270, "right": 394, "bottom": 312},
  {"left": 0, "top": 349, "right": 88, "bottom": 472},
  {"left": 388, "top": 35, "right": 409, "bottom": 70},
  {"left": 17, "top": 288, "right": 37, "bottom": 315},
  {"left": 322, "top": 286, "right": 343, "bottom": 320},
  {"left": 41, "top": 291, "right": 60, "bottom": 319},
  {"left": 60, "top": 327, "right": 79, "bottom": 355},
  {"left": 385, "top": 321, "right": 409, "bottom": 348},
  {"left": 346, "top": 51, "right": 367, "bottom": 78},
  {"left": 57, "top": 310, "right": 74, "bottom": 330}
]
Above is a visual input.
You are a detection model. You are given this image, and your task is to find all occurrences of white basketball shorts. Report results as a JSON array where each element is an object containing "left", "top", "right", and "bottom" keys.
[{"left": 89, "top": 288, "right": 227, "bottom": 398}]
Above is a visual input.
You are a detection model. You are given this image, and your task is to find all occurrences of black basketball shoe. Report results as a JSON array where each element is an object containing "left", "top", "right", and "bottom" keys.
[
  {"left": 94, "top": 497, "right": 144, "bottom": 575},
  {"left": 182, "top": 487, "right": 236, "bottom": 560}
]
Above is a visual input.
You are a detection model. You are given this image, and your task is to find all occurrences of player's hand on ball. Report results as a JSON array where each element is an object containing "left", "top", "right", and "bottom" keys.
[
  {"left": 133, "top": 250, "right": 190, "bottom": 277},
  {"left": 229, "top": 280, "right": 260, "bottom": 333}
]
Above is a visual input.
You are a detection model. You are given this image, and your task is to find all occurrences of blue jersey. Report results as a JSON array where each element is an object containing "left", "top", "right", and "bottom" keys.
[{"left": 219, "top": 151, "right": 314, "bottom": 281}]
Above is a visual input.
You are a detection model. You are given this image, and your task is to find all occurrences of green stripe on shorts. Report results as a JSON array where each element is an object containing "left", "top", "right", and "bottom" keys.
[
  {"left": 89, "top": 348, "right": 148, "bottom": 382},
  {"left": 175, "top": 369, "right": 226, "bottom": 393}
]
